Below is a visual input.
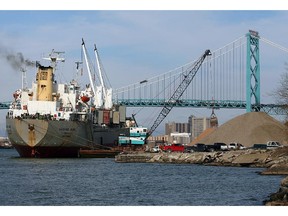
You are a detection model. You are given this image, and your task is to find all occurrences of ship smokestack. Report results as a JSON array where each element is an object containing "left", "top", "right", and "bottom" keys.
[{"left": 36, "top": 66, "right": 53, "bottom": 101}]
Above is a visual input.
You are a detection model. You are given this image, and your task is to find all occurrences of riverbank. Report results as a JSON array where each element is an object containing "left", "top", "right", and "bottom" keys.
[
  {"left": 116, "top": 147, "right": 288, "bottom": 169},
  {"left": 115, "top": 146, "right": 288, "bottom": 205}
]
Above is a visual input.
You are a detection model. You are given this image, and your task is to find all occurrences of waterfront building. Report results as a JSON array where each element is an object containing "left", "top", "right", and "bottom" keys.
[
  {"left": 161, "top": 111, "right": 218, "bottom": 144},
  {"left": 165, "top": 122, "right": 189, "bottom": 143},
  {"left": 165, "top": 122, "right": 189, "bottom": 134},
  {"left": 147, "top": 134, "right": 169, "bottom": 147},
  {"left": 189, "top": 115, "right": 211, "bottom": 141},
  {"left": 170, "top": 132, "right": 191, "bottom": 145}
]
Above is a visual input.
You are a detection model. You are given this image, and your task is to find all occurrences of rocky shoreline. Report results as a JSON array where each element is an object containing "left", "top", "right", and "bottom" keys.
[{"left": 115, "top": 146, "right": 288, "bottom": 205}]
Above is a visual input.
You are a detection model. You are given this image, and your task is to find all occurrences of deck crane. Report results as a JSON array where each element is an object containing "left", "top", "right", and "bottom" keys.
[{"left": 146, "top": 49, "right": 212, "bottom": 139}]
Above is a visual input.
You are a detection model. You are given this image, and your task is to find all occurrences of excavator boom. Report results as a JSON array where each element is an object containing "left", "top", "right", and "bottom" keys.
[{"left": 147, "top": 49, "right": 212, "bottom": 138}]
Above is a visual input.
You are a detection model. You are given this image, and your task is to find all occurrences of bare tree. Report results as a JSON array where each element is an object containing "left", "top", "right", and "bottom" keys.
[
  {"left": 273, "top": 63, "right": 288, "bottom": 122},
  {"left": 274, "top": 71, "right": 288, "bottom": 105}
]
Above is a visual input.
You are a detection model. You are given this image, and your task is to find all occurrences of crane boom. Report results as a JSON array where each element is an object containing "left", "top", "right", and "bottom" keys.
[
  {"left": 147, "top": 49, "right": 212, "bottom": 138},
  {"left": 81, "top": 39, "right": 96, "bottom": 96}
]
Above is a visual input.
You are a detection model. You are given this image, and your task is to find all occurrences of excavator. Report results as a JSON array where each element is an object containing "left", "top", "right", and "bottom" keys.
[{"left": 146, "top": 49, "right": 212, "bottom": 140}]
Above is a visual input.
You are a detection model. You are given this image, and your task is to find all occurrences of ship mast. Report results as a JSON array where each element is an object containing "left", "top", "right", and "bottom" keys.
[
  {"left": 43, "top": 49, "right": 65, "bottom": 69},
  {"left": 94, "top": 44, "right": 113, "bottom": 109},
  {"left": 94, "top": 44, "right": 107, "bottom": 102},
  {"left": 81, "top": 39, "right": 96, "bottom": 96},
  {"left": 81, "top": 39, "right": 113, "bottom": 109}
]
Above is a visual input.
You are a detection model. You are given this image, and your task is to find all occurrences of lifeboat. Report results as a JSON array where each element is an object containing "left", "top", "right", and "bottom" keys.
[
  {"left": 81, "top": 95, "right": 90, "bottom": 103},
  {"left": 13, "top": 89, "right": 22, "bottom": 100},
  {"left": 13, "top": 93, "right": 19, "bottom": 99}
]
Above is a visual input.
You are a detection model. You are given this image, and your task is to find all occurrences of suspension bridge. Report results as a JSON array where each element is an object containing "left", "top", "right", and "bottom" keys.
[
  {"left": 0, "top": 30, "right": 288, "bottom": 116},
  {"left": 113, "top": 30, "right": 288, "bottom": 115}
]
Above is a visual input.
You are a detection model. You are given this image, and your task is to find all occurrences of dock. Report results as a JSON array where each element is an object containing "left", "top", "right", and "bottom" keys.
[
  {"left": 79, "top": 149, "right": 121, "bottom": 158},
  {"left": 79, "top": 146, "right": 146, "bottom": 158}
]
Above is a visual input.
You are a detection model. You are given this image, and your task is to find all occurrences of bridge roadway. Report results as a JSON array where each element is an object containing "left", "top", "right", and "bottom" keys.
[
  {"left": 113, "top": 99, "right": 288, "bottom": 115},
  {"left": 1, "top": 100, "right": 287, "bottom": 115},
  {"left": 0, "top": 102, "right": 10, "bottom": 110}
]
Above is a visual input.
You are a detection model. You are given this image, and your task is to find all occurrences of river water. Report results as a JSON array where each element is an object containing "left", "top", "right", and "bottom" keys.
[{"left": 0, "top": 149, "right": 284, "bottom": 206}]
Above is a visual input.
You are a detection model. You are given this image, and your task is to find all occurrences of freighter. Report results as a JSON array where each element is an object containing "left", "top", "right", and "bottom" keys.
[{"left": 6, "top": 40, "right": 146, "bottom": 158}]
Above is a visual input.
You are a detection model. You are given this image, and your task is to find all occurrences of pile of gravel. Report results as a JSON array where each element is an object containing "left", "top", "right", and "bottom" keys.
[{"left": 195, "top": 112, "right": 288, "bottom": 147}]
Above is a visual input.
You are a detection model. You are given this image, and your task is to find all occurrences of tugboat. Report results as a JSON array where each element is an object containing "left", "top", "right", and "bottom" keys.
[{"left": 0, "top": 137, "right": 13, "bottom": 149}]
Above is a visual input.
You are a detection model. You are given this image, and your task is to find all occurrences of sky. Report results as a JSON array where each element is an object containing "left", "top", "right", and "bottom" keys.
[{"left": 1, "top": 1, "right": 288, "bottom": 136}]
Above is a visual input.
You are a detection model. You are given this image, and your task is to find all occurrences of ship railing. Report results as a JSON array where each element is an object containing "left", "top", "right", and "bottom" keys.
[{"left": 7, "top": 111, "right": 91, "bottom": 122}]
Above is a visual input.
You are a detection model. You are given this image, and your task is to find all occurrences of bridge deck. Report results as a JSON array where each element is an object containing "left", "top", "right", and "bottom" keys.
[{"left": 113, "top": 99, "right": 288, "bottom": 115}]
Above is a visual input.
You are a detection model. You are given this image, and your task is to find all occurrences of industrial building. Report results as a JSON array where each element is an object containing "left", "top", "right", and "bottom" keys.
[{"left": 164, "top": 112, "right": 218, "bottom": 143}]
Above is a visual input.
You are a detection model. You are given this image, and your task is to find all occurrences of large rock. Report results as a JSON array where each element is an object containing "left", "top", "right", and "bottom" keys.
[
  {"left": 264, "top": 176, "right": 288, "bottom": 206},
  {"left": 232, "top": 151, "right": 270, "bottom": 166},
  {"left": 261, "top": 163, "right": 288, "bottom": 175},
  {"left": 261, "top": 146, "right": 288, "bottom": 174}
]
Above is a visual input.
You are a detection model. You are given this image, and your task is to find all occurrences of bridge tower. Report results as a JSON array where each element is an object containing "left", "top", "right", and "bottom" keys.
[{"left": 246, "top": 30, "right": 260, "bottom": 112}]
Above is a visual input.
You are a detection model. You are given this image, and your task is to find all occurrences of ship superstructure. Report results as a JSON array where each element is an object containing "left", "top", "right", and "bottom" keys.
[{"left": 6, "top": 42, "right": 137, "bottom": 157}]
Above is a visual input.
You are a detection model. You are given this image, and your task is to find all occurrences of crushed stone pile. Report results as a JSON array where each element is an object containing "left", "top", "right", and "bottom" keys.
[
  {"left": 191, "top": 127, "right": 216, "bottom": 145},
  {"left": 193, "top": 112, "right": 288, "bottom": 147}
]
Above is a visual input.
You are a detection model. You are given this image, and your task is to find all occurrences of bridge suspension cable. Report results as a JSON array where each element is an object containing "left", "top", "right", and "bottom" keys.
[
  {"left": 113, "top": 34, "right": 247, "bottom": 111},
  {"left": 260, "top": 37, "right": 288, "bottom": 53}
]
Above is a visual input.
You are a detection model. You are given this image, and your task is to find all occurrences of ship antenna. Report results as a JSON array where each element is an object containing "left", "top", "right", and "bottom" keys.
[
  {"left": 20, "top": 67, "right": 28, "bottom": 90},
  {"left": 75, "top": 61, "right": 83, "bottom": 81},
  {"left": 43, "top": 49, "right": 65, "bottom": 70}
]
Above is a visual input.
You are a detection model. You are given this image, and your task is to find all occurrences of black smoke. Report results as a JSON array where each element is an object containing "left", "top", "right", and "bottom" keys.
[{"left": 0, "top": 48, "right": 35, "bottom": 71}]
